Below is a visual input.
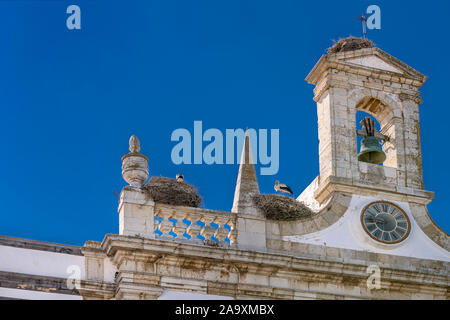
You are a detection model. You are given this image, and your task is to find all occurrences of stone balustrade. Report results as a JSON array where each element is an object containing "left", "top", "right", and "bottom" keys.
[{"left": 153, "top": 204, "right": 236, "bottom": 246}]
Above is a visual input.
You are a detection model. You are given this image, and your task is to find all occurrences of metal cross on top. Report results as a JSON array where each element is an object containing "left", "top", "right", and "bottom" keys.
[
  {"left": 356, "top": 116, "right": 389, "bottom": 141},
  {"left": 356, "top": 13, "right": 368, "bottom": 39}
]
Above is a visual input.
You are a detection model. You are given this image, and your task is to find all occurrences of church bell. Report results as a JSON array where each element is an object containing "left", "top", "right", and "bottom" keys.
[
  {"left": 357, "top": 116, "right": 387, "bottom": 165},
  {"left": 357, "top": 135, "right": 386, "bottom": 165}
]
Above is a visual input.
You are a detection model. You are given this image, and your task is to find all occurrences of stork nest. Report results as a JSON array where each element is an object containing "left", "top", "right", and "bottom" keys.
[
  {"left": 328, "top": 37, "right": 374, "bottom": 54},
  {"left": 142, "top": 176, "right": 202, "bottom": 207},
  {"left": 252, "top": 194, "right": 314, "bottom": 221}
]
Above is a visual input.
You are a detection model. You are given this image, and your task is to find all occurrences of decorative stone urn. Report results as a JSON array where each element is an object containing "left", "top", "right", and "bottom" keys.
[{"left": 121, "top": 135, "right": 149, "bottom": 188}]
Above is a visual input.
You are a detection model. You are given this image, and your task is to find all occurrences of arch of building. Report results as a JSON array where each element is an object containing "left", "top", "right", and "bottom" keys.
[{"left": 349, "top": 89, "right": 400, "bottom": 169}]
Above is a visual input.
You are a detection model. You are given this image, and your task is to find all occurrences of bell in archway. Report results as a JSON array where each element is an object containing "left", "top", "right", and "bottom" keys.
[
  {"left": 357, "top": 116, "right": 386, "bottom": 165},
  {"left": 358, "top": 135, "right": 386, "bottom": 164}
]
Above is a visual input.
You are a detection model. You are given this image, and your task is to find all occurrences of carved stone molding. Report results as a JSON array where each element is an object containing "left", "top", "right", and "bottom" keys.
[
  {"left": 77, "top": 234, "right": 449, "bottom": 300},
  {"left": 399, "top": 92, "right": 423, "bottom": 105}
]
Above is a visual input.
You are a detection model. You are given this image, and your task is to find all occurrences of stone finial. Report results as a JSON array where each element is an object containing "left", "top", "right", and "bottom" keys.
[
  {"left": 232, "top": 129, "right": 261, "bottom": 216},
  {"left": 121, "top": 135, "right": 149, "bottom": 188},
  {"left": 129, "top": 135, "right": 140, "bottom": 153}
]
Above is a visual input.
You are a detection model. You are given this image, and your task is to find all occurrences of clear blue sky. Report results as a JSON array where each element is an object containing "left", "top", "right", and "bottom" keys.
[{"left": 1, "top": 0, "right": 449, "bottom": 245}]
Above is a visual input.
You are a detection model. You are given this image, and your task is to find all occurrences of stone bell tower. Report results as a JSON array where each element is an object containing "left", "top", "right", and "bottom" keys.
[{"left": 305, "top": 38, "right": 434, "bottom": 205}]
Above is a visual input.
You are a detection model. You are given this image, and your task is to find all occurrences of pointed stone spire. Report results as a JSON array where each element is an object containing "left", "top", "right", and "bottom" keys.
[{"left": 232, "top": 129, "right": 261, "bottom": 216}]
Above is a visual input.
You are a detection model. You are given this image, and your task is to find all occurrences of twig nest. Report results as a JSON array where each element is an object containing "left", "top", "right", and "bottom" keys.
[
  {"left": 252, "top": 194, "right": 314, "bottom": 221},
  {"left": 142, "top": 177, "right": 202, "bottom": 207},
  {"left": 328, "top": 37, "right": 374, "bottom": 54}
]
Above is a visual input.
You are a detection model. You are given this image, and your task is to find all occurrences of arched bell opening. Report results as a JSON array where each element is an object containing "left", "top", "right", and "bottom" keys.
[
  {"left": 356, "top": 110, "right": 383, "bottom": 165},
  {"left": 355, "top": 97, "right": 396, "bottom": 168}
]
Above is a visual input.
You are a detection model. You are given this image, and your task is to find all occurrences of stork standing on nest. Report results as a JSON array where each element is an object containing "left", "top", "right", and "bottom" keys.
[
  {"left": 274, "top": 181, "right": 293, "bottom": 197},
  {"left": 176, "top": 174, "right": 184, "bottom": 182}
]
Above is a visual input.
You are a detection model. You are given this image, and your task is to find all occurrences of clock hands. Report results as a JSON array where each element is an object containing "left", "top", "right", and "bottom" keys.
[{"left": 366, "top": 216, "right": 386, "bottom": 224}]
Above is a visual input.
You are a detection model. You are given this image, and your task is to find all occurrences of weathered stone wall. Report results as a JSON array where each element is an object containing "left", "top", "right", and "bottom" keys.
[
  {"left": 78, "top": 234, "right": 449, "bottom": 300},
  {"left": 307, "top": 48, "right": 428, "bottom": 200}
]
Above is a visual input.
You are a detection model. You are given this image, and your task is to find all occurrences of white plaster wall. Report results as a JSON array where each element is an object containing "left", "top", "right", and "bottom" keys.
[
  {"left": 0, "top": 245, "right": 86, "bottom": 279},
  {"left": 297, "top": 177, "right": 321, "bottom": 212},
  {"left": 0, "top": 287, "right": 82, "bottom": 300},
  {"left": 285, "top": 195, "right": 450, "bottom": 262},
  {"left": 158, "top": 289, "right": 233, "bottom": 300}
]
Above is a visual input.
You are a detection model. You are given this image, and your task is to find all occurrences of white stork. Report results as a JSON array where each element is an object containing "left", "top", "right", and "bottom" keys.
[
  {"left": 176, "top": 174, "right": 184, "bottom": 182},
  {"left": 274, "top": 180, "right": 293, "bottom": 197}
]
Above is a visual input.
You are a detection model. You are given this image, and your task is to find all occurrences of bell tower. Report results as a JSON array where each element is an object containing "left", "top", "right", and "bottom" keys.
[{"left": 306, "top": 38, "right": 434, "bottom": 205}]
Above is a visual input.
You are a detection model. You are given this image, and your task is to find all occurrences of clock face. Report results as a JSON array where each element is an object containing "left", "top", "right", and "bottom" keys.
[{"left": 361, "top": 202, "right": 411, "bottom": 244}]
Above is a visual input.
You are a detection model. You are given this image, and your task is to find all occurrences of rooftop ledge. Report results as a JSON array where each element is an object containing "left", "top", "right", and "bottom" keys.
[
  {"left": 314, "top": 175, "right": 434, "bottom": 205},
  {"left": 91, "top": 234, "right": 449, "bottom": 284},
  {"left": 306, "top": 47, "right": 427, "bottom": 86}
]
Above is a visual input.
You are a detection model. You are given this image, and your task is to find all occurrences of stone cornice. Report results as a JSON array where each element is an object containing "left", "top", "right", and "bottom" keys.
[
  {"left": 335, "top": 48, "right": 426, "bottom": 79},
  {"left": 399, "top": 92, "right": 423, "bottom": 105},
  {"left": 75, "top": 234, "right": 449, "bottom": 299},
  {"left": 81, "top": 240, "right": 106, "bottom": 257},
  {"left": 314, "top": 175, "right": 434, "bottom": 206},
  {"left": 0, "top": 235, "right": 82, "bottom": 256},
  {"left": 98, "top": 234, "right": 448, "bottom": 285},
  {"left": 0, "top": 271, "right": 81, "bottom": 296},
  {"left": 78, "top": 279, "right": 116, "bottom": 300},
  {"left": 306, "top": 48, "right": 427, "bottom": 90}
]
